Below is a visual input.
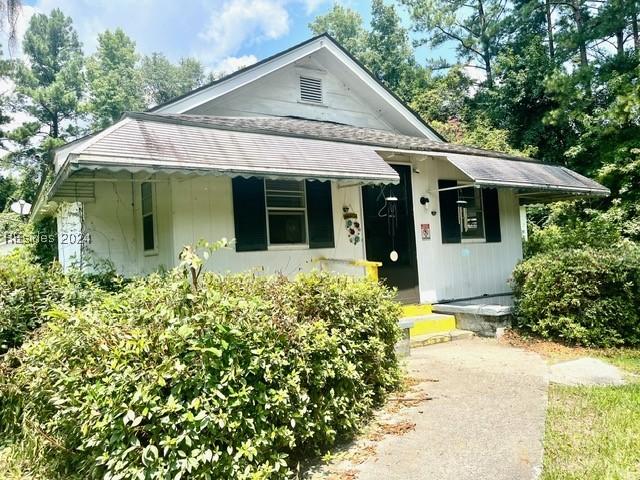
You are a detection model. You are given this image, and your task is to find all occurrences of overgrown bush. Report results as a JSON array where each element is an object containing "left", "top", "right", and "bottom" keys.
[
  {"left": 524, "top": 203, "right": 622, "bottom": 257},
  {"left": 0, "top": 270, "right": 401, "bottom": 479},
  {"left": 0, "top": 249, "right": 113, "bottom": 354},
  {"left": 512, "top": 242, "right": 640, "bottom": 346}
]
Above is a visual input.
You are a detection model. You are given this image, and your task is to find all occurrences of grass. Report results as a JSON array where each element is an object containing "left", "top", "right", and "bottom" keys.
[
  {"left": 502, "top": 331, "right": 640, "bottom": 479},
  {"left": 542, "top": 384, "right": 640, "bottom": 480}
]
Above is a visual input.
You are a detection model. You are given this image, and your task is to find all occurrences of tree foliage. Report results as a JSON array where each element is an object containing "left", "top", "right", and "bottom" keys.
[
  {"left": 8, "top": 9, "right": 83, "bottom": 188},
  {"left": 86, "top": 29, "right": 143, "bottom": 130}
]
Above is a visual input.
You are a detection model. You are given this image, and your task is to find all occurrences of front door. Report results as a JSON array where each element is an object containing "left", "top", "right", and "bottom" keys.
[{"left": 362, "top": 164, "right": 419, "bottom": 303}]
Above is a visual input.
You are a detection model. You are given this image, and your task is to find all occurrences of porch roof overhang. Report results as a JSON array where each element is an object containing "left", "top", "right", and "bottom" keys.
[
  {"left": 46, "top": 115, "right": 400, "bottom": 203},
  {"left": 423, "top": 152, "right": 610, "bottom": 204}
]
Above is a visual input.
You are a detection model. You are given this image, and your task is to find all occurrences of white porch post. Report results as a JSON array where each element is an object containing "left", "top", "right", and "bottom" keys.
[{"left": 57, "top": 202, "right": 84, "bottom": 271}]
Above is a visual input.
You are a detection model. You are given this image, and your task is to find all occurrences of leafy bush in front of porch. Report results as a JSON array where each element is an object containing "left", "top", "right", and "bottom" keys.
[
  {"left": 511, "top": 242, "right": 640, "bottom": 347},
  {"left": 0, "top": 270, "right": 401, "bottom": 479},
  {"left": 0, "top": 249, "right": 119, "bottom": 355}
]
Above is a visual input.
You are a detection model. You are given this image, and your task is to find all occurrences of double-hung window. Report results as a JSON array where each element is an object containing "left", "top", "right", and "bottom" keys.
[
  {"left": 141, "top": 182, "right": 156, "bottom": 252},
  {"left": 438, "top": 180, "right": 501, "bottom": 244},
  {"left": 231, "top": 177, "right": 334, "bottom": 251},
  {"left": 265, "top": 180, "right": 307, "bottom": 245}
]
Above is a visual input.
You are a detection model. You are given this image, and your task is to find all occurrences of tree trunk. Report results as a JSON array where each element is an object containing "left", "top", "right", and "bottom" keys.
[
  {"left": 573, "top": 1, "right": 588, "bottom": 67},
  {"left": 484, "top": 55, "right": 493, "bottom": 87},
  {"left": 632, "top": 3, "right": 640, "bottom": 52},
  {"left": 616, "top": 29, "right": 625, "bottom": 56},
  {"left": 545, "top": 0, "right": 555, "bottom": 60},
  {"left": 477, "top": 0, "right": 494, "bottom": 87}
]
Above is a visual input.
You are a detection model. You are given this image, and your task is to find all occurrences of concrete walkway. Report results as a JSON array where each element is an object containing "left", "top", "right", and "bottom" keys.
[{"left": 313, "top": 338, "right": 549, "bottom": 480}]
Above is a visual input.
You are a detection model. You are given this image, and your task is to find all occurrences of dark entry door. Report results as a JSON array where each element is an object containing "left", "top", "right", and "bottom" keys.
[{"left": 362, "top": 164, "right": 419, "bottom": 303}]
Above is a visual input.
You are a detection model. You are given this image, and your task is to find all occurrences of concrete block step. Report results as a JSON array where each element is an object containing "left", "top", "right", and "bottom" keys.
[
  {"left": 401, "top": 303, "right": 433, "bottom": 317},
  {"left": 410, "top": 329, "right": 475, "bottom": 348},
  {"left": 404, "top": 313, "right": 457, "bottom": 337}
]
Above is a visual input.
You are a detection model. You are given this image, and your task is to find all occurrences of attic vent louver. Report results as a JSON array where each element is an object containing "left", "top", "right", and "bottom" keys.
[{"left": 299, "top": 76, "right": 323, "bottom": 104}]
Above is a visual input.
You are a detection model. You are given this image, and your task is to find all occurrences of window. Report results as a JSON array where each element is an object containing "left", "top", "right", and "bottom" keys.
[
  {"left": 265, "top": 179, "right": 307, "bottom": 245},
  {"left": 438, "top": 180, "right": 501, "bottom": 244},
  {"left": 458, "top": 187, "right": 485, "bottom": 241},
  {"left": 299, "top": 75, "right": 323, "bottom": 104},
  {"left": 141, "top": 182, "right": 156, "bottom": 252},
  {"left": 231, "top": 177, "right": 334, "bottom": 251}
]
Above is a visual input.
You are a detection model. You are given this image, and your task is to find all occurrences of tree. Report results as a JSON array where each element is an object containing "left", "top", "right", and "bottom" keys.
[
  {"left": 8, "top": 8, "right": 83, "bottom": 189},
  {"left": 140, "top": 53, "right": 205, "bottom": 107},
  {"left": 365, "top": 0, "right": 426, "bottom": 99},
  {"left": 402, "top": 0, "right": 510, "bottom": 87},
  {"left": 308, "top": 4, "right": 368, "bottom": 59},
  {"left": 410, "top": 66, "right": 473, "bottom": 122},
  {"left": 310, "top": 1, "right": 426, "bottom": 100},
  {"left": 0, "top": 173, "right": 16, "bottom": 210},
  {"left": 86, "top": 29, "right": 143, "bottom": 130}
]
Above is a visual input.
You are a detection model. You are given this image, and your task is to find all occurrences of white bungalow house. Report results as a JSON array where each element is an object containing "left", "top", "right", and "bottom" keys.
[{"left": 36, "top": 34, "right": 608, "bottom": 307}]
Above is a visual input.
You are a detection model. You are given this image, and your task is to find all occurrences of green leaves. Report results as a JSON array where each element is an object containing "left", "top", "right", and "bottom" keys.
[
  {"left": 512, "top": 243, "right": 640, "bottom": 347},
  {"left": 0, "top": 269, "right": 401, "bottom": 479},
  {"left": 85, "top": 29, "right": 143, "bottom": 130}
]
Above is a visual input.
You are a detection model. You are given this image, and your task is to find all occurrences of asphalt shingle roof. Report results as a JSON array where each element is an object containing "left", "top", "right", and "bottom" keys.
[{"left": 132, "top": 112, "right": 534, "bottom": 162}]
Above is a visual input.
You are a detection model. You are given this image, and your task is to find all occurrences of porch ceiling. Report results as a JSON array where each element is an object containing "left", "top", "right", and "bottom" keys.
[{"left": 433, "top": 152, "right": 610, "bottom": 203}]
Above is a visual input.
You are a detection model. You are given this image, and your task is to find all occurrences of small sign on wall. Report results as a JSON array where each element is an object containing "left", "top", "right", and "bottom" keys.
[{"left": 421, "top": 223, "right": 431, "bottom": 240}]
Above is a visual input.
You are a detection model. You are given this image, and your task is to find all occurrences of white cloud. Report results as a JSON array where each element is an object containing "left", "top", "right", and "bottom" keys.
[
  {"left": 198, "top": 0, "right": 290, "bottom": 63},
  {"left": 303, "top": 0, "right": 328, "bottom": 15},
  {"left": 212, "top": 54, "right": 258, "bottom": 76}
]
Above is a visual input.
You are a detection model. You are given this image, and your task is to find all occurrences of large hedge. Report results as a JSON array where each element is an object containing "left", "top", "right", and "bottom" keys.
[
  {"left": 512, "top": 243, "right": 640, "bottom": 346},
  {"left": 0, "top": 270, "right": 401, "bottom": 479},
  {"left": 0, "top": 249, "right": 109, "bottom": 354}
]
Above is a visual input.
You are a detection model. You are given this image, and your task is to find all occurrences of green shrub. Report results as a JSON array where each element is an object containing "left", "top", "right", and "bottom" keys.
[
  {"left": 0, "top": 270, "right": 401, "bottom": 479},
  {"left": 524, "top": 209, "right": 622, "bottom": 257},
  {"left": 512, "top": 242, "right": 640, "bottom": 346},
  {"left": 0, "top": 249, "right": 110, "bottom": 354}
]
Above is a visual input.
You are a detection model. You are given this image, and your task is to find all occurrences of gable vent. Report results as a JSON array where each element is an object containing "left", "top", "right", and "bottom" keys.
[{"left": 299, "top": 76, "right": 323, "bottom": 104}]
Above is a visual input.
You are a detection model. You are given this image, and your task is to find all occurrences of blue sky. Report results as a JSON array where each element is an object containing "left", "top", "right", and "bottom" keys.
[{"left": 9, "top": 0, "right": 456, "bottom": 73}]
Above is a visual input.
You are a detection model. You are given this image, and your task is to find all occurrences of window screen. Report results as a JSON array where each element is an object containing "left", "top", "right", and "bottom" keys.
[{"left": 141, "top": 182, "right": 155, "bottom": 251}]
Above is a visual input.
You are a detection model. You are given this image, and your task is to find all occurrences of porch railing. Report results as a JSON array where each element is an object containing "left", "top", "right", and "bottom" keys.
[{"left": 312, "top": 256, "right": 382, "bottom": 281}]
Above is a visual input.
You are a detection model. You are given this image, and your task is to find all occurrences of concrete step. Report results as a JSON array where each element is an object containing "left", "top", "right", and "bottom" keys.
[
  {"left": 410, "top": 329, "right": 475, "bottom": 348},
  {"left": 401, "top": 303, "right": 433, "bottom": 317},
  {"left": 404, "top": 313, "right": 457, "bottom": 337}
]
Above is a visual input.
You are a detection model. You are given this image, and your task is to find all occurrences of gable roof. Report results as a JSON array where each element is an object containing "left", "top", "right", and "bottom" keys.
[
  {"left": 149, "top": 33, "right": 446, "bottom": 141},
  {"left": 133, "top": 112, "right": 530, "bottom": 160}
]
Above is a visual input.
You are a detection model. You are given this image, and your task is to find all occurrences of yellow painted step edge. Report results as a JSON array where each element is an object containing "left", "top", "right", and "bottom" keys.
[
  {"left": 401, "top": 304, "right": 433, "bottom": 317},
  {"left": 409, "top": 315, "right": 456, "bottom": 336}
]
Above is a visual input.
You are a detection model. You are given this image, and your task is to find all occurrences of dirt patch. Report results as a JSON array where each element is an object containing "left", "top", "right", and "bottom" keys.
[
  {"left": 500, "top": 329, "right": 590, "bottom": 362},
  {"left": 379, "top": 421, "right": 416, "bottom": 436}
]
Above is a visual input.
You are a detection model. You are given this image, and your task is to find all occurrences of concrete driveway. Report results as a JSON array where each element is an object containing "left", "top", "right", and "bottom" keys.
[{"left": 311, "top": 338, "right": 549, "bottom": 480}]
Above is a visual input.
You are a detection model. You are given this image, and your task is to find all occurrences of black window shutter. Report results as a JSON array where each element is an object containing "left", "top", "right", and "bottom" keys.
[
  {"left": 305, "top": 180, "right": 335, "bottom": 248},
  {"left": 482, "top": 188, "right": 501, "bottom": 243},
  {"left": 232, "top": 177, "right": 268, "bottom": 251},
  {"left": 438, "top": 179, "right": 461, "bottom": 244}
]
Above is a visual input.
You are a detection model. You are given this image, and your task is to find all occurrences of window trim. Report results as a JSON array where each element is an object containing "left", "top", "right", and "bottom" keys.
[
  {"left": 264, "top": 179, "right": 309, "bottom": 248},
  {"left": 141, "top": 181, "right": 158, "bottom": 256}
]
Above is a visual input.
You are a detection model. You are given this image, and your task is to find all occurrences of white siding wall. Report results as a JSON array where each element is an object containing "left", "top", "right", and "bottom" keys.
[
  {"left": 63, "top": 163, "right": 523, "bottom": 302},
  {"left": 409, "top": 157, "right": 523, "bottom": 302},
  {"left": 170, "top": 176, "right": 366, "bottom": 276},
  {"left": 59, "top": 179, "right": 174, "bottom": 275},
  {"left": 188, "top": 60, "right": 396, "bottom": 131}
]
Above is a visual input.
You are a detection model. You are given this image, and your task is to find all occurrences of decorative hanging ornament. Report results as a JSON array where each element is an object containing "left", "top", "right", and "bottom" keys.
[
  {"left": 385, "top": 196, "right": 399, "bottom": 261},
  {"left": 343, "top": 207, "right": 361, "bottom": 244}
]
